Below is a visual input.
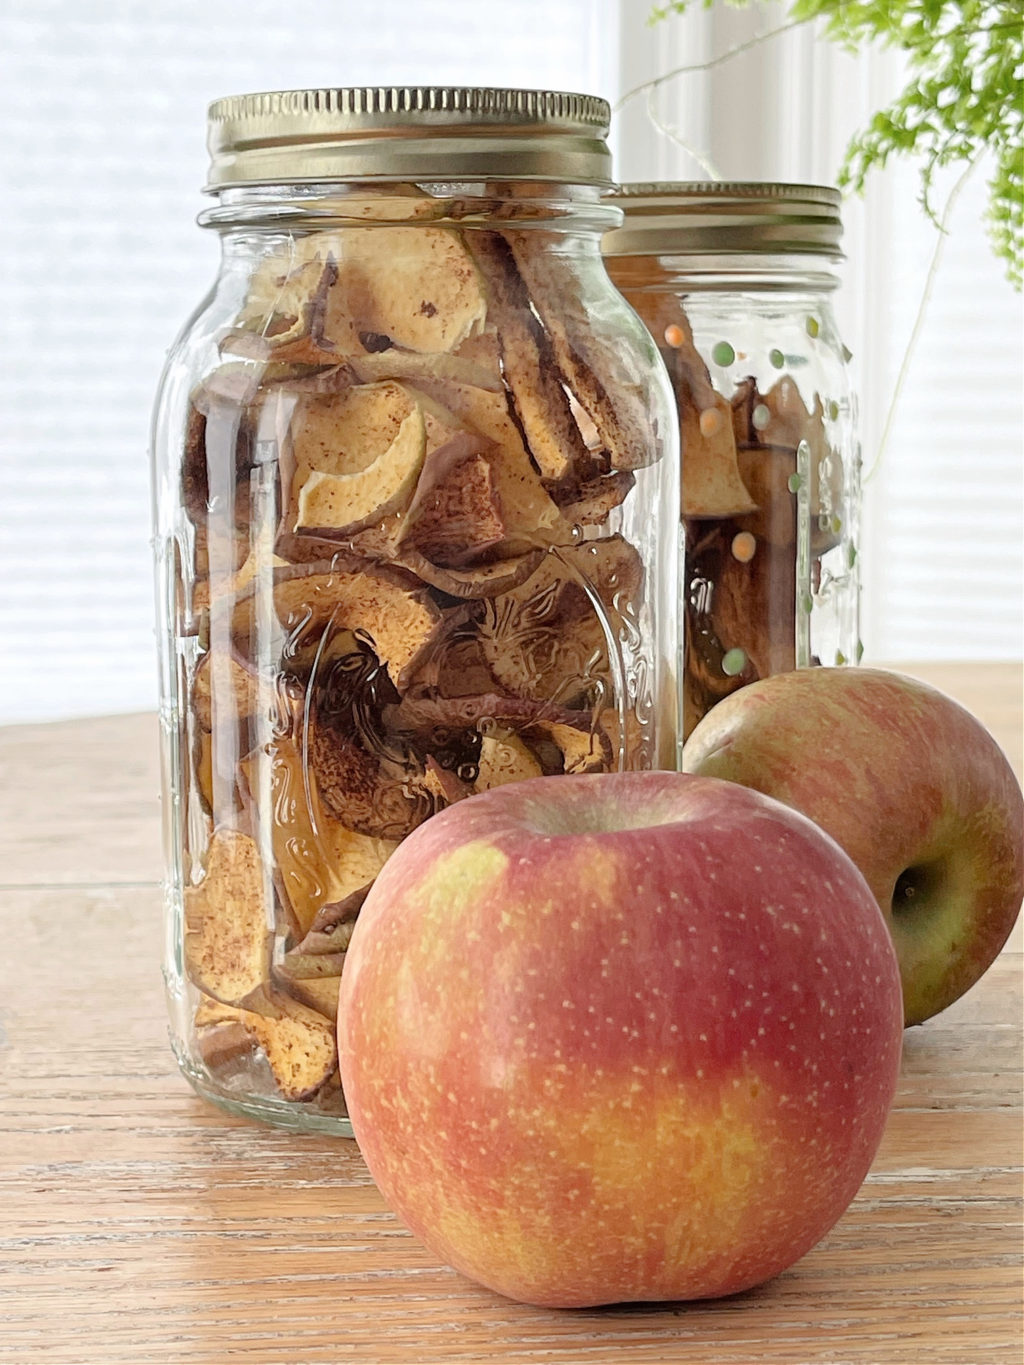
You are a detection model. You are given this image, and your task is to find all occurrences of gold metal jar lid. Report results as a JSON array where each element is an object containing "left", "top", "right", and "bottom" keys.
[
  {"left": 602, "top": 182, "right": 843, "bottom": 258},
  {"left": 205, "top": 86, "right": 612, "bottom": 190}
]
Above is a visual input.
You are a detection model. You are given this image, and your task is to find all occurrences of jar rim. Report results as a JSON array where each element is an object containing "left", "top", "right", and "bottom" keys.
[
  {"left": 205, "top": 86, "right": 613, "bottom": 191},
  {"left": 602, "top": 181, "right": 844, "bottom": 259}
]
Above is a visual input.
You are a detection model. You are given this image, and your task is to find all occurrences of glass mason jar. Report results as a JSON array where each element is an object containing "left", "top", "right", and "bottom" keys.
[
  {"left": 151, "top": 88, "right": 679, "bottom": 1134},
  {"left": 604, "top": 183, "right": 860, "bottom": 740}
]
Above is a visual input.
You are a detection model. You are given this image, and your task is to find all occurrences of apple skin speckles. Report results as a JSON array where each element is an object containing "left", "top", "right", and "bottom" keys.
[
  {"left": 683, "top": 666, "right": 1024, "bottom": 1024},
  {"left": 338, "top": 769, "right": 903, "bottom": 1308}
]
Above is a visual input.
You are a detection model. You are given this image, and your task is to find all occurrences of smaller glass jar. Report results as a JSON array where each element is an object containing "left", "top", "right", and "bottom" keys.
[{"left": 604, "top": 183, "right": 860, "bottom": 740}]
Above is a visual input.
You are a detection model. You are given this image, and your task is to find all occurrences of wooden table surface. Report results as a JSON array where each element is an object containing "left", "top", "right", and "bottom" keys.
[{"left": 1, "top": 662, "right": 1021, "bottom": 1365}]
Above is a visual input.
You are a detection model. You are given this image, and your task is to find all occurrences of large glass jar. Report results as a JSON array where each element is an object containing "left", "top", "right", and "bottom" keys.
[
  {"left": 604, "top": 183, "right": 860, "bottom": 740},
  {"left": 151, "top": 88, "right": 679, "bottom": 1134}
]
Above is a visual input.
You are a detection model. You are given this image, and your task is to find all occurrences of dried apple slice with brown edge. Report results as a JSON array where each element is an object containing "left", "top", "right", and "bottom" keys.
[
  {"left": 308, "top": 709, "right": 426, "bottom": 841},
  {"left": 384, "top": 692, "right": 612, "bottom": 779},
  {"left": 279, "top": 380, "right": 416, "bottom": 553},
  {"left": 735, "top": 376, "right": 844, "bottom": 554},
  {"left": 406, "top": 378, "right": 562, "bottom": 552},
  {"left": 463, "top": 231, "right": 590, "bottom": 483},
  {"left": 226, "top": 558, "right": 445, "bottom": 692},
  {"left": 239, "top": 736, "right": 397, "bottom": 938},
  {"left": 272, "top": 955, "right": 345, "bottom": 1019},
  {"left": 294, "top": 885, "right": 370, "bottom": 956},
  {"left": 681, "top": 392, "right": 759, "bottom": 519},
  {"left": 192, "top": 539, "right": 291, "bottom": 617},
  {"left": 476, "top": 729, "right": 544, "bottom": 789},
  {"left": 347, "top": 349, "right": 503, "bottom": 392},
  {"left": 280, "top": 381, "right": 471, "bottom": 559},
  {"left": 233, "top": 250, "right": 338, "bottom": 349},
  {"left": 392, "top": 546, "right": 545, "bottom": 600},
  {"left": 184, "top": 366, "right": 264, "bottom": 527},
  {"left": 551, "top": 468, "right": 636, "bottom": 528},
  {"left": 322, "top": 224, "right": 488, "bottom": 355},
  {"left": 183, "top": 827, "right": 272, "bottom": 1007},
  {"left": 274, "top": 972, "right": 344, "bottom": 1024},
  {"left": 479, "top": 536, "right": 644, "bottom": 704},
  {"left": 194, "top": 987, "right": 337, "bottom": 1101},
  {"left": 396, "top": 432, "right": 506, "bottom": 568},
  {"left": 397, "top": 627, "right": 502, "bottom": 701},
  {"left": 620, "top": 289, "right": 756, "bottom": 518},
  {"left": 192, "top": 648, "right": 264, "bottom": 732},
  {"left": 504, "top": 229, "right": 656, "bottom": 473},
  {"left": 294, "top": 405, "right": 427, "bottom": 536}
]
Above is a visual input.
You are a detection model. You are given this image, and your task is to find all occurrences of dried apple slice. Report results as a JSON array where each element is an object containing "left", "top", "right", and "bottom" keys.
[
  {"left": 240, "top": 737, "right": 397, "bottom": 935},
  {"left": 505, "top": 230, "right": 655, "bottom": 473},
  {"left": 278, "top": 624, "right": 367, "bottom": 681},
  {"left": 196, "top": 987, "right": 338, "bottom": 1101},
  {"left": 393, "top": 546, "right": 545, "bottom": 600},
  {"left": 476, "top": 729, "right": 544, "bottom": 789},
  {"left": 529, "top": 716, "right": 611, "bottom": 774},
  {"left": 348, "top": 349, "right": 503, "bottom": 392},
  {"left": 682, "top": 393, "right": 758, "bottom": 519},
  {"left": 294, "top": 406, "right": 427, "bottom": 535},
  {"left": 384, "top": 692, "right": 610, "bottom": 777},
  {"left": 227, "top": 560, "right": 444, "bottom": 690},
  {"left": 234, "top": 250, "right": 337, "bottom": 347},
  {"left": 295, "top": 885, "right": 370, "bottom": 956},
  {"left": 183, "top": 828, "right": 271, "bottom": 1007},
  {"left": 308, "top": 710, "right": 425, "bottom": 840},
  {"left": 742, "top": 376, "right": 844, "bottom": 549},
  {"left": 183, "top": 372, "right": 262, "bottom": 527},
  {"left": 397, "top": 433, "right": 505, "bottom": 567},
  {"left": 479, "top": 537, "right": 644, "bottom": 702},
  {"left": 465, "top": 231, "right": 589, "bottom": 482},
  {"left": 416, "top": 756, "right": 475, "bottom": 806},
  {"left": 192, "top": 648, "right": 263, "bottom": 731},
  {"left": 397, "top": 628, "right": 501, "bottom": 700},
  {"left": 191, "top": 525, "right": 253, "bottom": 616},
  {"left": 194, "top": 1009, "right": 254, "bottom": 1072},
  {"left": 279, "top": 949, "right": 349, "bottom": 980},
  {"left": 408, "top": 378, "right": 561, "bottom": 547},
  {"left": 617, "top": 282, "right": 756, "bottom": 517},
  {"left": 324, "top": 225, "right": 487, "bottom": 354},
  {"left": 243, "top": 989, "right": 337, "bottom": 1100},
  {"left": 289, "top": 382, "right": 415, "bottom": 479},
  {"left": 552, "top": 469, "right": 635, "bottom": 527},
  {"left": 275, "top": 971, "right": 343, "bottom": 1024}
]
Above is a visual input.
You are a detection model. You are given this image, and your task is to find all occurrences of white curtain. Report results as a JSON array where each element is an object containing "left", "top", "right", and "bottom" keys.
[{"left": 1, "top": 0, "right": 1019, "bottom": 723}]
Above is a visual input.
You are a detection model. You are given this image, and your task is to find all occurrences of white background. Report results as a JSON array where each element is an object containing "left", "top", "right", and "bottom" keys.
[{"left": 1, "top": 0, "right": 1020, "bottom": 723}]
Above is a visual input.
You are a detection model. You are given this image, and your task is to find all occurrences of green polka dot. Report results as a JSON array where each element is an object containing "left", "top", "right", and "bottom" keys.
[
  {"left": 721, "top": 647, "right": 747, "bottom": 676},
  {"left": 752, "top": 403, "right": 771, "bottom": 430},
  {"left": 828, "top": 400, "right": 840, "bottom": 421},
  {"left": 787, "top": 472, "right": 803, "bottom": 492},
  {"left": 831, "top": 514, "right": 843, "bottom": 534},
  {"left": 835, "top": 649, "right": 848, "bottom": 665},
  {"left": 806, "top": 316, "right": 820, "bottom": 339},
  {"left": 848, "top": 542, "right": 858, "bottom": 568},
  {"left": 856, "top": 638, "right": 865, "bottom": 662},
  {"left": 801, "top": 592, "right": 814, "bottom": 615},
  {"left": 769, "top": 348, "right": 785, "bottom": 369},
  {"left": 711, "top": 341, "right": 735, "bottom": 367}
]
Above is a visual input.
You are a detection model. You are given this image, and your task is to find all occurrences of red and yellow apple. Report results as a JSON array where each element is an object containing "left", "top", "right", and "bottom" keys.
[
  {"left": 338, "top": 771, "right": 903, "bottom": 1308},
  {"left": 682, "top": 667, "right": 1024, "bottom": 1025}
]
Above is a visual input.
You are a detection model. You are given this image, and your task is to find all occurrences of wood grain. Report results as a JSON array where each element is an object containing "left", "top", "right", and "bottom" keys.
[{"left": 1, "top": 664, "right": 1021, "bottom": 1364}]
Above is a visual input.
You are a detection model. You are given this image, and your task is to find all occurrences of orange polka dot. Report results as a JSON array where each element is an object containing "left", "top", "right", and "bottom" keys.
[
  {"left": 699, "top": 407, "right": 722, "bottom": 437},
  {"left": 731, "top": 532, "right": 757, "bottom": 563}
]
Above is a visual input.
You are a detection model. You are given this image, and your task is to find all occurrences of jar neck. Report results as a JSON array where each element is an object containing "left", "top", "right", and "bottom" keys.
[
  {"left": 605, "top": 251, "right": 842, "bottom": 294},
  {"left": 199, "top": 180, "right": 621, "bottom": 236}
]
